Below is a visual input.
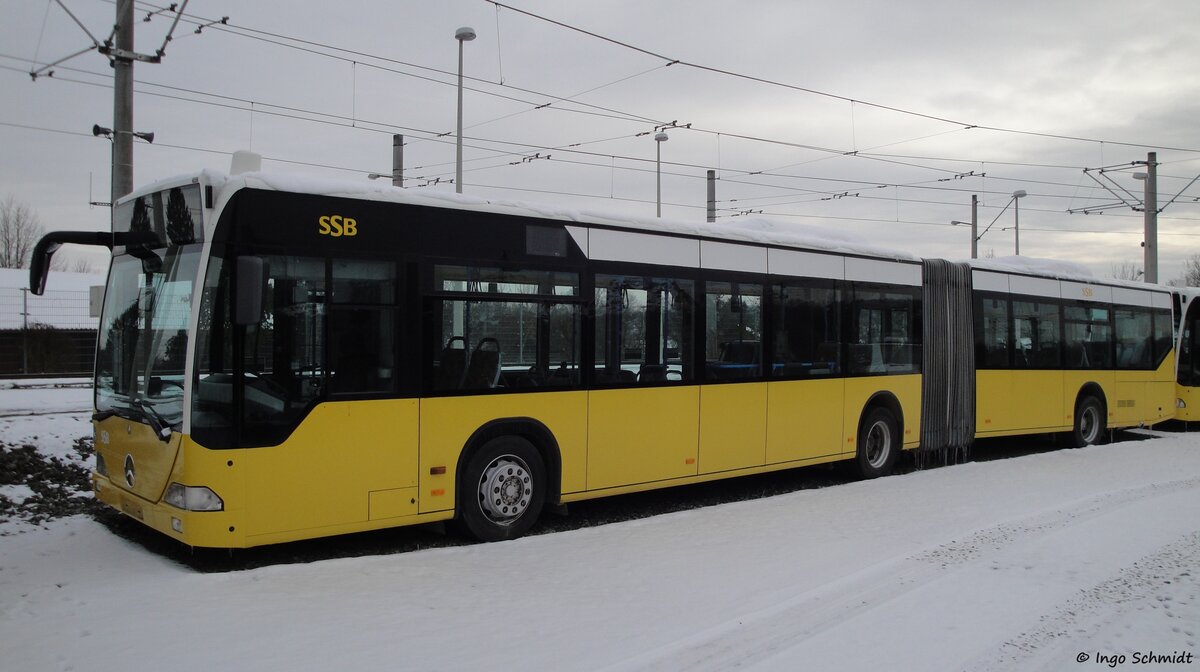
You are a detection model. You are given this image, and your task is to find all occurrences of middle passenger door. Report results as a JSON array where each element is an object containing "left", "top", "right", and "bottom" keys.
[{"left": 587, "top": 273, "right": 700, "bottom": 489}]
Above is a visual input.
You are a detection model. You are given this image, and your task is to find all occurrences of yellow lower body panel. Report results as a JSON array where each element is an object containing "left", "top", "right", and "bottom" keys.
[
  {"left": 977, "top": 369, "right": 1065, "bottom": 435},
  {"left": 240, "top": 399, "right": 420, "bottom": 540},
  {"left": 96, "top": 470, "right": 453, "bottom": 549},
  {"left": 977, "top": 357, "right": 1176, "bottom": 439},
  {"left": 587, "top": 386, "right": 699, "bottom": 490},
  {"left": 766, "top": 378, "right": 844, "bottom": 464},
  {"left": 699, "top": 383, "right": 766, "bottom": 474}
]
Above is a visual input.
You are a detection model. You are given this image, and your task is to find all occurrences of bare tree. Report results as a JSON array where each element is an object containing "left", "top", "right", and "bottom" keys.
[
  {"left": 48, "top": 252, "right": 96, "bottom": 274},
  {"left": 70, "top": 256, "right": 96, "bottom": 274},
  {"left": 0, "top": 195, "right": 45, "bottom": 269},
  {"left": 1110, "top": 261, "right": 1143, "bottom": 281},
  {"left": 1167, "top": 253, "right": 1200, "bottom": 287}
]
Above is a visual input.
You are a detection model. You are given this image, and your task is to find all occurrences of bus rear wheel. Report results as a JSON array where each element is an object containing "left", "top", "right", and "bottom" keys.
[
  {"left": 458, "top": 436, "right": 546, "bottom": 542},
  {"left": 856, "top": 407, "right": 899, "bottom": 479},
  {"left": 1071, "top": 396, "right": 1106, "bottom": 447}
]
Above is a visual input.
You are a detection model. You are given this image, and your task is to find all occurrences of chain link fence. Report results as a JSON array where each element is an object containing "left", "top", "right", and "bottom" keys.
[{"left": 0, "top": 287, "right": 98, "bottom": 376}]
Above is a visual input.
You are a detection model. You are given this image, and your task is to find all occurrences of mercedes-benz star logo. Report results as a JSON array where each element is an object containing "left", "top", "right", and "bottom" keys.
[{"left": 123, "top": 454, "right": 136, "bottom": 488}]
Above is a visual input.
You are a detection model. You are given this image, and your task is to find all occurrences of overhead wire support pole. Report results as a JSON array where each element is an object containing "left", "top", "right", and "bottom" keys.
[
  {"left": 111, "top": 0, "right": 135, "bottom": 206},
  {"left": 30, "top": 0, "right": 210, "bottom": 223},
  {"left": 707, "top": 170, "right": 716, "bottom": 223},
  {"left": 971, "top": 194, "right": 978, "bottom": 259},
  {"left": 392, "top": 134, "right": 404, "bottom": 187},
  {"left": 1143, "top": 152, "right": 1158, "bottom": 283}
]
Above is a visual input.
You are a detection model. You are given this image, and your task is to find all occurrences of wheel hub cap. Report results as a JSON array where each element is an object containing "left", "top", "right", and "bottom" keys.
[
  {"left": 479, "top": 456, "right": 532, "bottom": 523},
  {"left": 866, "top": 421, "right": 891, "bottom": 468}
]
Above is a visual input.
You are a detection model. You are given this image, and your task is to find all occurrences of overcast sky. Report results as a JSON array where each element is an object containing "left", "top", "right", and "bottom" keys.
[{"left": 3, "top": 0, "right": 1199, "bottom": 281}]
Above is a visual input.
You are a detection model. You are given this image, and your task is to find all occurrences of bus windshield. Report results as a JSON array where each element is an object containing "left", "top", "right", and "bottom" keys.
[{"left": 96, "top": 245, "right": 203, "bottom": 432}]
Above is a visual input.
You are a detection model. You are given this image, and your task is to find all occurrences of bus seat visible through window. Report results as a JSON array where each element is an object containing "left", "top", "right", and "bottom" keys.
[
  {"left": 462, "top": 338, "right": 501, "bottom": 388},
  {"left": 436, "top": 336, "right": 467, "bottom": 390}
]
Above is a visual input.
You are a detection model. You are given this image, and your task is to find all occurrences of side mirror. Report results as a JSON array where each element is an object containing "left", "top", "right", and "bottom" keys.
[
  {"left": 29, "top": 241, "right": 60, "bottom": 296},
  {"left": 29, "top": 231, "right": 115, "bottom": 295},
  {"left": 235, "top": 257, "right": 265, "bottom": 326}
]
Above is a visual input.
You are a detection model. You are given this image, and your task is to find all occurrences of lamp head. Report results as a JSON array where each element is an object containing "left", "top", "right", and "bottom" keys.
[
  {"left": 455, "top": 26, "right": 476, "bottom": 41},
  {"left": 1012, "top": 189, "right": 1027, "bottom": 199},
  {"left": 654, "top": 132, "right": 669, "bottom": 143}
]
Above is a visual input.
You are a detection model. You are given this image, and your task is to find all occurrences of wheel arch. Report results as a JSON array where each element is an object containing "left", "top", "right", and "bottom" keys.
[
  {"left": 456, "top": 417, "right": 563, "bottom": 511},
  {"left": 861, "top": 390, "right": 904, "bottom": 438},
  {"left": 1075, "top": 382, "right": 1108, "bottom": 420}
]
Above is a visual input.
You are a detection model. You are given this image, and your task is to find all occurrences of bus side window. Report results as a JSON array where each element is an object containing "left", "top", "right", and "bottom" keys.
[
  {"left": 431, "top": 265, "right": 581, "bottom": 393},
  {"left": 1114, "top": 307, "right": 1152, "bottom": 370},
  {"left": 850, "top": 286, "right": 918, "bottom": 374},
  {"left": 594, "top": 274, "right": 694, "bottom": 385},
  {"left": 239, "top": 255, "right": 327, "bottom": 445},
  {"left": 704, "top": 280, "right": 763, "bottom": 380},
  {"left": 1152, "top": 309, "right": 1172, "bottom": 369},
  {"left": 330, "top": 259, "right": 397, "bottom": 395},
  {"left": 975, "top": 295, "right": 1009, "bottom": 369},
  {"left": 770, "top": 282, "right": 840, "bottom": 379}
]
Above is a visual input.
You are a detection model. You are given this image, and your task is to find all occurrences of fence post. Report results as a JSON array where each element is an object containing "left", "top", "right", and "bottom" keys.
[{"left": 21, "top": 288, "right": 28, "bottom": 374}]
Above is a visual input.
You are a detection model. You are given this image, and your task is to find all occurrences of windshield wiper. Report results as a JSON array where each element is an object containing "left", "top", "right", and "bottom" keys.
[{"left": 130, "top": 397, "right": 174, "bottom": 442}]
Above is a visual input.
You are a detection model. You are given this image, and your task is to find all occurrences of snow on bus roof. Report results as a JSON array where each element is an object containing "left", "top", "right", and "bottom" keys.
[
  {"left": 967, "top": 256, "right": 1095, "bottom": 281},
  {"left": 968, "top": 256, "right": 1172, "bottom": 294},
  {"left": 136, "top": 169, "right": 1167, "bottom": 291},
  {"left": 209, "top": 170, "right": 919, "bottom": 263}
]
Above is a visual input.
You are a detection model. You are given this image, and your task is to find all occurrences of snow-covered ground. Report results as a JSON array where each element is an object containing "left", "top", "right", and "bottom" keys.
[{"left": 1, "top": 381, "right": 1198, "bottom": 672}]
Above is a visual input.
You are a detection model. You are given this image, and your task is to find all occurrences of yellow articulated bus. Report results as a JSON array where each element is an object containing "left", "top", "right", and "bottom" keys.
[
  {"left": 970, "top": 266, "right": 1175, "bottom": 445},
  {"left": 28, "top": 165, "right": 1174, "bottom": 548}
]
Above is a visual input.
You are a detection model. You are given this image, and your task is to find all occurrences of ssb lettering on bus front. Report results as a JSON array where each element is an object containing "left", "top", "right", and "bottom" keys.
[{"left": 318, "top": 214, "right": 358, "bottom": 237}]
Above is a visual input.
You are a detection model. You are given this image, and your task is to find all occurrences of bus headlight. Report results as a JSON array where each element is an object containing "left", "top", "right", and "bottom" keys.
[
  {"left": 96, "top": 453, "right": 108, "bottom": 477},
  {"left": 1178, "top": 398, "right": 1187, "bottom": 409},
  {"left": 164, "top": 483, "right": 224, "bottom": 511}
]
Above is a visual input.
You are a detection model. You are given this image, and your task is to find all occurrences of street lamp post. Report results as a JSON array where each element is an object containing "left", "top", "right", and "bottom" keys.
[
  {"left": 1012, "top": 190, "right": 1027, "bottom": 255},
  {"left": 1133, "top": 154, "right": 1158, "bottom": 283},
  {"left": 655, "top": 132, "right": 668, "bottom": 217},
  {"left": 454, "top": 26, "right": 476, "bottom": 195}
]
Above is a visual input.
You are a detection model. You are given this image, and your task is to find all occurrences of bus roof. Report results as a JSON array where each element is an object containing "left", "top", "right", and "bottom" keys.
[
  {"left": 184, "top": 168, "right": 922, "bottom": 265},
  {"left": 121, "top": 167, "right": 1171, "bottom": 297}
]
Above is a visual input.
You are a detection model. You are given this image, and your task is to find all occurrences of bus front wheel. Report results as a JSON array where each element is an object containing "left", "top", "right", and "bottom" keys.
[
  {"left": 1071, "top": 396, "right": 1106, "bottom": 447},
  {"left": 458, "top": 436, "right": 546, "bottom": 542},
  {"left": 856, "top": 406, "right": 899, "bottom": 479}
]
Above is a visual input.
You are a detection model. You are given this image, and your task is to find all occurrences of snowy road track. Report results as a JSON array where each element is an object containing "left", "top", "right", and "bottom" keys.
[
  {"left": 2, "top": 431, "right": 1199, "bottom": 672},
  {"left": 609, "top": 477, "right": 1200, "bottom": 672},
  {"left": 0, "top": 409, "right": 90, "bottom": 419}
]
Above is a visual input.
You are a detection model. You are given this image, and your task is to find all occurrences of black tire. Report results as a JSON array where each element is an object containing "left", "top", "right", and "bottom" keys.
[
  {"left": 457, "top": 436, "right": 546, "bottom": 542},
  {"left": 1071, "top": 396, "right": 1106, "bottom": 447},
  {"left": 856, "top": 406, "right": 899, "bottom": 479}
]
